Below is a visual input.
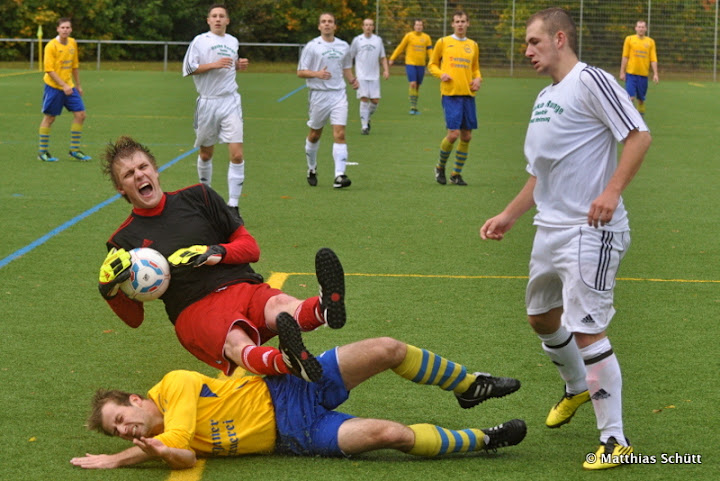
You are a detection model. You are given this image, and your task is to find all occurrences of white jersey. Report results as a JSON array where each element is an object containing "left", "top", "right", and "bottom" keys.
[
  {"left": 183, "top": 31, "right": 239, "bottom": 98},
  {"left": 298, "top": 36, "right": 352, "bottom": 91},
  {"left": 524, "top": 62, "right": 648, "bottom": 231},
  {"left": 350, "top": 33, "right": 386, "bottom": 80}
]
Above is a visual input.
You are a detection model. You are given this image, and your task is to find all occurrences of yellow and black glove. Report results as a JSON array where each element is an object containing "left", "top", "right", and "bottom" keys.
[
  {"left": 168, "top": 245, "right": 226, "bottom": 267},
  {"left": 98, "top": 248, "right": 132, "bottom": 299}
]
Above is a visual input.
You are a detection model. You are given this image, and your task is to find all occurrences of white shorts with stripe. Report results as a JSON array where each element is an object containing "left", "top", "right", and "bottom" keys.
[
  {"left": 306, "top": 89, "right": 348, "bottom": 129},
  {"left": 193, "top": 92, "right": 243, "bottom": 147},
  {"left": 525, "top": 226, "right": 631, "bottom": 334}
]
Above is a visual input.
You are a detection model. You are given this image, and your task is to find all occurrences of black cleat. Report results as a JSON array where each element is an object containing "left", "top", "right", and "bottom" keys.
[
  {"left": 434, "top": 166, "right": 446, "bottom": 185},
  {"left": 456, "top": 372, "right": 521, "bottom": 409},
  {"left": 333, "top": 175, "right": 351, "bottom": 189},
  {"left": 482, "top": 419, "right": 527, "bottom": 451},
  {"left": 449, "top": 174, "right": 467, "bottom": 186},
  {"left": 276, "top": 312, "right": 322, "bottom": 382},
  {"left": 307, "top": 169, "right": 318, "bottom": 186},
  {"left": 315, "top": 248, "right": 346, "bottom": 329}
]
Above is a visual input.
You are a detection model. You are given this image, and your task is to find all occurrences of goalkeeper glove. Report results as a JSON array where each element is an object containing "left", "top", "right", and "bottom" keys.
[
  {"left": 168, "top": 245, "right": 226, "bottom": 267},
  {"left": 98, "top": 247, "right": 132, "bottom": 299}
]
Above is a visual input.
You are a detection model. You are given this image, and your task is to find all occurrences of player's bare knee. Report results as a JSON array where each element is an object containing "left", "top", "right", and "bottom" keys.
[{"left": 371, "top": 337, "right": 405, "bottom": 365}]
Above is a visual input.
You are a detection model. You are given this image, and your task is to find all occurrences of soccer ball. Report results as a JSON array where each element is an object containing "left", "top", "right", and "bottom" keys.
[{"left": 120, "top": 248, "right": 171, "bottom": 302}]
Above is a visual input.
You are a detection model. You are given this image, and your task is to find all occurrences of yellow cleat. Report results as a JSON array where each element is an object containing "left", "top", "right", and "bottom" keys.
[
  {"left": 545, "top": 390, "right": 590, "bottom": 428},
  {"left": 583, "top": 437, "right": 633, "bottom": 470}
]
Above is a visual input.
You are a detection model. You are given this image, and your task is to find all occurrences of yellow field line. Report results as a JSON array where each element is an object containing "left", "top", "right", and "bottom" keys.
[
  {"left": 0, "top": 71, "right": 39, "bottom": 78},
  {"left": 272, "top": 271, "right": 720, "bottom": 284}
]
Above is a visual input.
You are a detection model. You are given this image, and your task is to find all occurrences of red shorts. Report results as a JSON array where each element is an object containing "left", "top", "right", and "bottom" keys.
[{"left": 174, "top": 282, "right": 282, "bottom": 375}]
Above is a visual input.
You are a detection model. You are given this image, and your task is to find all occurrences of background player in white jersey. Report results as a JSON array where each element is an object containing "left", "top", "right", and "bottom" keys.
[
  {"left": 350, "top": 18, "right": 389, "bottom": 135},
  {"left": 298, "top": 12, "right": 359, "bottom": 189},
  {"left": 480, "top": 8, "right": 652, "bottom": 470},
  {"left": 183, "top": 4, "right": 249, "bottom": 214}
]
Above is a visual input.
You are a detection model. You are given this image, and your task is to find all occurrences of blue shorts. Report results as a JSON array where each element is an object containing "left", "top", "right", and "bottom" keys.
[
  {"left": 442, "top": 95, "right": 478, "bottom": 130},
  {"left": 41, "top": 84, "right": 86, "bottom": 116},
  {"left": 405, "top": 65, "right": 426, "bottom": 85},
  {"left": 264, "top": 348, "right": 354, "bottom": 456},
  {"left": 624, "top": 74, "right": 648, "bottom": 101}
]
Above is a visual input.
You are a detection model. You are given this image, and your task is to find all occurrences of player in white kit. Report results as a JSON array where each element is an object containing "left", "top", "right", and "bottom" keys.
[
  {"left": 350, "top": 18, "right": 389, "bottom": 135},
  {"left": 298, "top": 12, "right": 359, "bottom": 189},
  {"left": 183, "top": 4, "right": 249, "bottom": 214},
  {"left": 480, "top": 8, "right": 652, "bottom": 470}
]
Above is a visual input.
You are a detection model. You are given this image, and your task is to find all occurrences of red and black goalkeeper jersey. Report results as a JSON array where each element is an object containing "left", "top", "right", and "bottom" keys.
[{"left": 107, "top": 184, "right": 263, "bottom": 323}]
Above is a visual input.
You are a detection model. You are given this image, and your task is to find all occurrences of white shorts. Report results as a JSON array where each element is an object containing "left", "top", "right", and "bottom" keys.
[
  {"left": 307, "top": 89, "right": 348, "bottom": 129},
  {"left": 194, "top": 92, "right": 243, "bottom": 148},
  {"left": 525, "top": 226, "right": 631, "bottom": 334},
  {"left": 356, "top": 79, "right": 381, "bottom": 100}
]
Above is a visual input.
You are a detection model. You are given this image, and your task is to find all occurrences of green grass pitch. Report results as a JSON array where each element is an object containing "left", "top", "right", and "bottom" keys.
[{"left": 0, "top": 65, "right": 718, "bottom": 480}]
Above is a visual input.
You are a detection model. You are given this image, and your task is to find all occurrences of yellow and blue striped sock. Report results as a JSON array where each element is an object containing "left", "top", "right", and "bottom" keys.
[
  {"left": 392, "top": 344, "right": 475, "bottom": 394},
  {"left": 408, "top": 424, "right": 486, "bottom": 456},
  {"left": 70, "top": 123, "right": 83, "bottom": 152},
  {"left": 437, "top": 137, "right": 453, "bottom": 169},
  {"left": 453, "top": 140, "right": 469, "bottom": 176},
  {"left": 39, "top": 127, "right": 51, "bottom": 153},
  {"left": 409, "top": 86, "right": 418, "bottom": 109}
]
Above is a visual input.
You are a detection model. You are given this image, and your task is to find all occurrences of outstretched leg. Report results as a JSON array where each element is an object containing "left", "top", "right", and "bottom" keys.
[{"left": 336, "top": 417, "right": 527, "bottom": 456}]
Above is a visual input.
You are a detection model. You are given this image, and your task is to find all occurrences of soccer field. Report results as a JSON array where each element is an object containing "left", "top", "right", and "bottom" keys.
[{"left": 0, "top": 67, "right": 718, "bottom": 480}]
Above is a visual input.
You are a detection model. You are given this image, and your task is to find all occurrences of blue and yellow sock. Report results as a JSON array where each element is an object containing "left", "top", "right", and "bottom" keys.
[
  {"left": 392, "top": 344, "right": 475, "bottom": 394},
  {"left": 39, "top": 126, "right": 51, "bottom": 154},
  {"left": 452, "top": 140, "right": 469, "bottom": 176},
  {"left": 409, "top": 86, "right": 418, "bottom": 109},
  {"left": 70, "top": 123, "right": 83, "bottom": 152},
  {"left": 437, "top": 137, "right": 453, "bottom": 170},
  {"left": 408, "top": 424, "right": 486, "bottom": 456}
]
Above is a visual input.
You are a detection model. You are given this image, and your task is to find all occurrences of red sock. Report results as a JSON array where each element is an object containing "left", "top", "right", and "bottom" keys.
[
  {"left": 294, "top": 296, "right": 324, "bottom": 331},
  {"left": 240, "top": 345, "right": 290, "bottom": 376}
]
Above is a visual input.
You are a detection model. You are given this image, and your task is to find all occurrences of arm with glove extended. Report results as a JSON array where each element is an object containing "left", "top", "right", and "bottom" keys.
[
  {"left": 98, "top": 248, "right": 144, "bottom": 328},
  {"left": 167, "top": 225, "right": 260, "bottom": 268}
]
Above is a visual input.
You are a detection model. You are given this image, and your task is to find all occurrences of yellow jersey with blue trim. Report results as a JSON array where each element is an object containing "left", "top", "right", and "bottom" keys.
[
  {"left": 147, "top": 370, "right": 276, "bottom": 457},
  {"left": 43, "top": 36, "right": 79, "bottom": 89},
  {"left": 622, "top": 34, "right": 657, "bottom": 77},
  {"left": 389, "top": 31, "right": 433, "bottom": 66},
  {"left": 428, "top": 35, "right": 481, "bottom": 96}
]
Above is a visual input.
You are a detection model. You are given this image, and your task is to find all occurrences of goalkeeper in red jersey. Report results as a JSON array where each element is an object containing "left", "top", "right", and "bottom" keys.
[{"left": 98, "top": 136, "right": 346, "bottom": 382}]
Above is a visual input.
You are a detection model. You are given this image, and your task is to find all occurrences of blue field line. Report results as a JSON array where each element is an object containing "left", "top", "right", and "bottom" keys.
[
  {"left": 0, "top": 147, "right": 198, "bottom": 270},
  {"left": 277, "top": 84, "right": 306, "bottom": 102}
]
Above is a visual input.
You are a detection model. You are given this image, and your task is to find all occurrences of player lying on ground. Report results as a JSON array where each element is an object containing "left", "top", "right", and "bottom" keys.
[
  {"left": 70, "top": 316, "right": 526, "bottom": 469},
  {"left": 98, "top": 136, "right": 346, "bottom": 382}
]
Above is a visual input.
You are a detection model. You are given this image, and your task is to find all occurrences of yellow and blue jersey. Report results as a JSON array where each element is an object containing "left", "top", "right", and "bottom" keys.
[
  {"left": 390, "top": 31, "right": 433, "bottom": 66},
  {"left": 43, "top": 37, "right": 79, "bottom": 89},
  {"left": 147, "top": 370, "right": 276, "bottom": 457},
  {"left": 622, "top": 34, "right": 657, "bottom": 77},
  {"left": 428, "top": 35, "right": 481, "bottom": 97}
]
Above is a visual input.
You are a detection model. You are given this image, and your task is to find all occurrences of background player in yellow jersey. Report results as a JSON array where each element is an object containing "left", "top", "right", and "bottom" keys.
[
  {"left": 71, "top": 316, "right": 525, "bottom": 469},
  {"left": 389, "top": 19, "right": 433, "bottom": 114},
  {"left": 619, "top": 20, "right": 659, "bottom": 116},
  {"left": 38, "top": 17, "right": 91, "bottom": 162},
  {"left": 428, "top": 11, "right": 482, "bottom": 186}
]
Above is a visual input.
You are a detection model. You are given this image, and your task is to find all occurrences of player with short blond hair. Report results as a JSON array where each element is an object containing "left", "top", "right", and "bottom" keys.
[{"left": 481, "top": 8, "right": 652, "bottom": 470}]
